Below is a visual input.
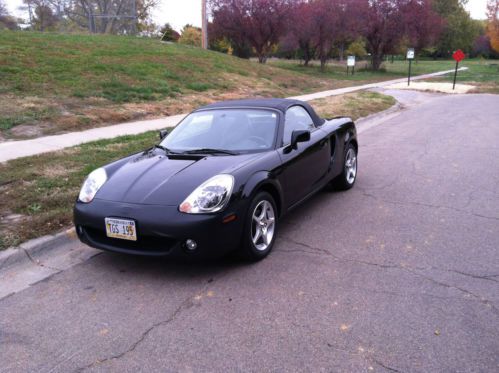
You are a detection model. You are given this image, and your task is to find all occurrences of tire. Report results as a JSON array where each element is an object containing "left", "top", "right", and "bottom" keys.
[
  {"left": 240, "top": 191, "right": 278, "bottom": 262},
  {"left": 331, "top": 143, "right": 357, "bottom": 190}
]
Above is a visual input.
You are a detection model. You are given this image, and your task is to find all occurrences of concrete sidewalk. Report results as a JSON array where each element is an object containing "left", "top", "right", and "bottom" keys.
[{"left": 0, "top": 67, "right": 467, "bottom": 163}]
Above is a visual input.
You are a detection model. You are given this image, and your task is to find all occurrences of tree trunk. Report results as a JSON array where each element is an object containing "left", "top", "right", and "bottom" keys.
[
  {"left": 320, "top": 56, "right": 327, "bottom": 71},
  {"left": 371, "top": 53, "right": 383, "bottom": 70},
  {"left": 338, "top": 42, "right": 344, "bottom": 61}
]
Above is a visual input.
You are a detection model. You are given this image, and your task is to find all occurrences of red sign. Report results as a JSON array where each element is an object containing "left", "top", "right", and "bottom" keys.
[{"left": 453, "top": 49, "right": 465, "bottom": 62}]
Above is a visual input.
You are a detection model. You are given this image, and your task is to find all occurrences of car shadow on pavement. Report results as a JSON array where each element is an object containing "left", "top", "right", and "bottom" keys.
[{"left": 80, "top": 187, "right": 348, "bottom": 286}]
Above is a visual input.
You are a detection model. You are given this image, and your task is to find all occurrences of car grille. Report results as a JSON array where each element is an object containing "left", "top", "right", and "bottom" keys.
[{"left": 83, "top": 227, "right": 177, "bottom": 254}]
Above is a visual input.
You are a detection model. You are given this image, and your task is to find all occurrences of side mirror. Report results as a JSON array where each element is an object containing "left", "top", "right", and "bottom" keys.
[
  {"left": 159, "top": 129, "right": 169, "bottom": 140},
  {"left": 290, "top": 130, "right": 310, "bottom": 149}
]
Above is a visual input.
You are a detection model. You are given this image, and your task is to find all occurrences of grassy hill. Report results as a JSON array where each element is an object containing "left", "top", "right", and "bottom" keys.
[
  {"left": 0, "top": 31, "right": 341, "bottom": 139},
  {"left": 1, "top": 31, "right": 496, "bottom": 140},
  {"left": 0, "top": 31, "right": 429, "bottom": 140}
]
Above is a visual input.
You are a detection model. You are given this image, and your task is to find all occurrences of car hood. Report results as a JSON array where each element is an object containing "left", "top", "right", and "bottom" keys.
[{"left": 95, "top": 151, "right": 264, "bottom": 205}]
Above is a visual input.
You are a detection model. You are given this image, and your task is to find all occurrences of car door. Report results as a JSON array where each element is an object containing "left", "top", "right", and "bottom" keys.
[{"left": 278, "top": 106, "right": 331, "bottom": 207}]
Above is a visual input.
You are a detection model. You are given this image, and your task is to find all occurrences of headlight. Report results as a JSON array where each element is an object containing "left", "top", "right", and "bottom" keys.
[
  {"left": 78, "top": 168, "right": 107, "bottom": 203},
  {"left": 179, "top": 174, "right": 234, "bottom": 214}
]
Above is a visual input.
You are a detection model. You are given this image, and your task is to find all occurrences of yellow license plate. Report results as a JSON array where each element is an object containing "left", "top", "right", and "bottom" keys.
[{"left": 105, "top": 218, "right": 137, "bottom": 241}]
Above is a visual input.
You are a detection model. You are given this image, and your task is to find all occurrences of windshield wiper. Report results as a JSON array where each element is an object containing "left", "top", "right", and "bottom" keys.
[
  {"left": 181, "top": 148, "right": 238, "bottom": 155},
  {"left": 147, "top": 144, "right": 178, "bottom": 154}
]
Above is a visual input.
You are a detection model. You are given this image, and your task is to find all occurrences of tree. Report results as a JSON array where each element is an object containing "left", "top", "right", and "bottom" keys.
[
  {"left": 210, "top": 1, "right": 251, "bottom": 58},
  {"left": 357, "top": 0, "right": 407, "bottom": 70},
  {"left": 473, "top": 34, "right": 492, "bottom": 57},
  {"left": 33, "top": 2, "right": 58, "bottom": 30},
  {"left": 334, "top": 0, "right": 362, "bottom": 61},
  {"left": 403, "top": 0, "right": 443, "bottom": 60},
  {"left": 0, "top": 0, "right": 18, "bottom": 29},
  {"left": 61, "top": 0, "right": 157, "bottom": 34},
  {"left": 346, "top": 39, "right": 367, "bottom": 58},
  {"left": 288, "top": 0, "right": 363, "bottom": 69},
  {"left": 287, "top": 1, "right": 316, "bottom": 66},
  {"left": 210, "top": 0, "right": 291, "bottom": 63},
  {"left": 486, "top": 0, "right": 499, "bottom": 52},
  {"left": 311, "top": 0, "right": 340, "bottom": 70},
  {"left": 178, "top": 25, "right": 202, "bottom": 47},
  {"left": 160, "top": 23, "right": 180, "bottom": 42},
  {"left": 432, "top": 0, "right": 479, "bottom": 56}
]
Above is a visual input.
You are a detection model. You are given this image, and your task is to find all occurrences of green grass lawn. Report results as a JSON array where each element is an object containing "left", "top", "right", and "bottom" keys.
[
  {"left": 272, "top": 58, "right": 499, "bottom": 92},
  {"left": 0, "top": 91, "right": 395, "bottom": 250},
  {"left": 0, "top": 31, "right": 474, "bottom": 139},
  {"left": 0, "top": 31, "right": 332, "bottom": 138},
  {"left": 269, "top": 59, "right": 456, "bottom": 81},
  {"left": 431, "top": 59, "right": 499, "bottom": 93}
]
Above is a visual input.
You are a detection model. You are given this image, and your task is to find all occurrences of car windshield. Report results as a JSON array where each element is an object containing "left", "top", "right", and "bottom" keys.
[{"left": 160, "top": 109, "right": 278, "bottom": 153}]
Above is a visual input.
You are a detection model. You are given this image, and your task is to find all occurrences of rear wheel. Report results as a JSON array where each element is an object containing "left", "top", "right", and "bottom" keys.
[
  {"left": 240, "top": 192, "right": 278, "bottom": 261},
  {"left": 331, "top": 143, "right": 357, "bottom": 190}
]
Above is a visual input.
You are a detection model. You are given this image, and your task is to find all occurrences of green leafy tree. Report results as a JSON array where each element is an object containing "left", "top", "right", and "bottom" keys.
[
  {"left": 433, "top": 0, "right": 479, "bottom": 56},
  {"left": 160, "top": 23, "right": 180, "bottom": 42},
  {"left": 178, "top": 25, "right": 202, "bottom": 47},
  {"left": 345, "top": 39, "right": 367, "bottom": 58}
]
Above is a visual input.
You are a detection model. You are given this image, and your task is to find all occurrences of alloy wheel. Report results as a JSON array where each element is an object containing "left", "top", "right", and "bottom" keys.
[
  {"left": 251, "top": 200, "right": 276, "bottom": 251},
  {"left": 345, "top": 147, "right": 357, "bottom": 184}
]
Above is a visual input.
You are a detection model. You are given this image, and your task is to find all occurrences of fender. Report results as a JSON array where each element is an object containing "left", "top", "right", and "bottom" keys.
[
  {"left": 241, "top": 170, "right": 285, "bottom": 216},
  {"left": 343, "top": 121, "right": 357, "bottom": 146}
]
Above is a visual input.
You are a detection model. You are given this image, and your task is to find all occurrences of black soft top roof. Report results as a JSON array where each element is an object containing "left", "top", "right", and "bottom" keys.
[{"left": 196, "top": 98, "right": 324, "bottom": 126}]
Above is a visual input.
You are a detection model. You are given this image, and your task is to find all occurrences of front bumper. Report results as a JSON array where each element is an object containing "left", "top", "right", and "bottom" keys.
[{"left": 73, "top": 199, "right": 245, "bottom": 258}]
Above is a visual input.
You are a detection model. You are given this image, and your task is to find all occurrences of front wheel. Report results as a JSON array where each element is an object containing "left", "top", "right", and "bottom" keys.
[
  {"left": 240, "top": 192, "right": 278, "bottom": 262},
  {"left": 331, "top": 143, "right": 357, "bottom": 190}
]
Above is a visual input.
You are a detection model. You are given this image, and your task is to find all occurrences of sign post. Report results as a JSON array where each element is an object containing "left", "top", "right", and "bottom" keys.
[
  {"left": 347, "top": 55, "right": 356, "bottom": 75},
  {"left": 452, "top": 49, "right": 465, "bottom": 90},
  {"left": 406, "top": 48, "right": 415, "bottom": 86}
]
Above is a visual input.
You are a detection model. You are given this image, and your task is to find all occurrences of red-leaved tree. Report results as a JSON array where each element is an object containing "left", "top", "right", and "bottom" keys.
[
  {"left": 310, "top": 0, "right": 340, "bottom": 70},
  {"left": 210, "top": 0, "right": 291, "bottom": 63},
  {"left": 357, "top": 0, "right": 407, "bottom": 70},
  {"left": 403, "top": 0, "right": 443, "bottom": 60},
  {"left": 287, "top": 0, "right": 316, "bottom": 66}
]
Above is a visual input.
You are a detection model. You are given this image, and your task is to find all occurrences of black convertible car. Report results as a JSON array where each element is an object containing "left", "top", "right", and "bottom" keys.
[{"left": 74, "top": 98, "right": 358, "bottom": 261}]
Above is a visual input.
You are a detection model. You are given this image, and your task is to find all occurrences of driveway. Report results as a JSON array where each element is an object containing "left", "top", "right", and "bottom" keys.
[{"left": 1, "top": 93, "right": 498, "bottom": 372}]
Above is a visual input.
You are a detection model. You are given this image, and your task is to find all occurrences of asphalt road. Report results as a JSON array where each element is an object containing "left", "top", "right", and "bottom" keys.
[{"left": 1, "top": 93, "right": 498, "bottom": 373}]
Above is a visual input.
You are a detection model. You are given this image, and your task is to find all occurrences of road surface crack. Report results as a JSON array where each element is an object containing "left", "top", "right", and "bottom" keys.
[
  {"left": 448, "top": 269, "right": 499, "bottom": 283},
  {"left": 402, "top": 268, "right": 499, "bottom": 317},
  {"left": 372, "top": 358, "right": 401, "bottom": 372},
  {"left": 359, "top": 190, "right": 499, "bottom": 222},
  {"left": 76, "top": 282, "right": 211, "bottom": 371},
  {"left": 280, "top": 236, "right": 406, "bottom": 270},
  {"left": 280, "top": 236, "right": 499, "bottom": 317}
]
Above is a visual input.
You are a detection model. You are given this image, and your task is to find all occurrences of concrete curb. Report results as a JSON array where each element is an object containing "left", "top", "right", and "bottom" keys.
[
  {"left": 0, "top": 227, "right": 77, "bottom": 271},
  {"left": 357, "top": 100, "right": 403, "bottom": 124}
]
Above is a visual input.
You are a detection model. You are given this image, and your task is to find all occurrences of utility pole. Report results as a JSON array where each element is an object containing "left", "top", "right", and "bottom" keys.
[{"left": 202, "top": 0, "right": 208, "bottom": 49}]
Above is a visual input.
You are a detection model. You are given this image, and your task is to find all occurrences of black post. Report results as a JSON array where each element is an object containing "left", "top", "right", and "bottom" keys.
[
  {"left": 408, "top": 59, "right": 412, "bottom": 86},
  {"left": 347, "top": 66, "right": 349, "bottom": 75},
  {"left": 452, "top": 61, "right": 459, "bottom": 90},
  {"left": 352, "top": 65, "right": 355, "bottom": 75}
]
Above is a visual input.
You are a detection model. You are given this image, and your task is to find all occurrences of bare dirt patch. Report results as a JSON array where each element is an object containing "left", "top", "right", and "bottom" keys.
[
  {"left": 386, "top": 82, "right": 475, "bottom": 94},
  {"left": 310, "top": 91, "right": 396, "bottom": 120}
]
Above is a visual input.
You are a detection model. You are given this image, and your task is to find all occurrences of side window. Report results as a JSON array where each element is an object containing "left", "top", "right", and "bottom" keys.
[{"left": 283, "top": 106, "right": 314, "bottom": 145}]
